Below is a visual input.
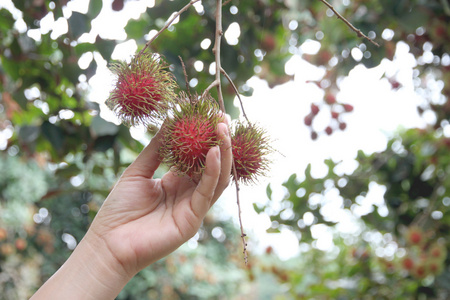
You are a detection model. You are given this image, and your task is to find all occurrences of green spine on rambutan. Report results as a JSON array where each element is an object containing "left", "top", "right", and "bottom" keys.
[
  {"left": 231, "top": 122, "right": 272, "bottom": 184},
  {"left": 106, "top": 52, "right": 177, "bottom": 127},
  {"left": 160, "top": 91, "right": 222, "bottom": 177}
]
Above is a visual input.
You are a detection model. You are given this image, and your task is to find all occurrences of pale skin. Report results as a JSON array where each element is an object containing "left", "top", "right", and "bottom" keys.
[{"left": 31, "top": 122, "right": 232, "bottom": 300}]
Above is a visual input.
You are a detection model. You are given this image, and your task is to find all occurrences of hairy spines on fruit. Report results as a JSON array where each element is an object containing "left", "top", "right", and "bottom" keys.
[
  {"left": 160, "top": 92, "right": 222, "bottom": 177},
  {"left": 106, "top": 52, "right": 177, "bottom": 127},
  {"left": 231, "top": 122, "right": 272, "bottom": 184}
]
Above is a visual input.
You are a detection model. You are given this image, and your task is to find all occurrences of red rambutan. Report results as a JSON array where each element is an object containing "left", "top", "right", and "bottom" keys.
[
  {"left": 231, "top": 122, "right": 272, "bottom": 184},
  {"left": 405, "top": 226, "right": 424, "bottom": 245},
  {"left": 160, "top": 92, "right": 222, "bottom": 177},
  {"left": 401, "top": 257, "right": 414, "bottom": 270},
  {"left": 106, "top": 52, "right": 177, "bottom": 127},
  {"left": 412, "top": 263, "right": 428, "bottom": 279},
  {"left": 428, "top": 260, "right": 443, "bottom": 275},
  {"left": 428, "top": 242, "right": 447, "bottom": 261}
]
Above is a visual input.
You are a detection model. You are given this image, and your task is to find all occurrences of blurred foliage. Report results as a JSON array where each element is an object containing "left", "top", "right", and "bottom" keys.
[
  {"left": 259, "top": 129, "right": 450, "bottom": 298},
  {"left": 0, "top": 0, "right": 449, "bottom": 299}
]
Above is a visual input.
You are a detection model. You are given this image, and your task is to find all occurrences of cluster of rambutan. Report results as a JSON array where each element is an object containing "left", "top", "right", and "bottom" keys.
[
  {"left": 106, "top": 52, "right": 272, "bottom": 182},
  {"left": 398, "top": 226, "right": 447, "bottom": 279}
]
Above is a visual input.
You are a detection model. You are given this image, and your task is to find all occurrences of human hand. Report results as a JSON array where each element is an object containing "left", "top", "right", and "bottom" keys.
[
  {"left": 87, "top": 121, "right": 232, "bottom": 275},
  {"left": 31, "top": 121, "right": 232, "bottom": 300}
]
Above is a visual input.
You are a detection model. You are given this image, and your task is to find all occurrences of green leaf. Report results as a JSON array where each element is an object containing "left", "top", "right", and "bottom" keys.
[
  {"left": 55, "top": 164, "right": 81, "bottom": 178},
  {"left": 62, "top": 60, "right": 82, "bottom": 84},
  {"left": 96, "top": 37, "right": 116, "bottom": 61},
  {"left": 12, "top": 89, "right": 28, "bottom": 109},
  {"left": 90, "top": 116, "right": 119, "bottom": 137},
  {"left": 1, "top": 55, "right": 20, "bottom": 80},
  {"left": 88, "top": 0, "right": 103, "bottom": 19},
  {"left": 74, "top": 43, "right": 97, "bottom": 56},
  {"left": 0, "top": 9, "right": 14, "bottom": 31},
  {"left": 125, "top": 17, "right": 150, "bottom": 40},
  {"left": 41, "top": 121, "right": 64, "bottom": 153},
  {"left": 253, "top": 203, "right": 265, "bottom": 214},
  {"left": 93, "top": 135, "right": 116, "bottom": 152},
  {"left": 266, "top": 227, "right": 281, "bottom": 233},
  {"left": 68, "top": 12, "right": 91, "bottom": 40},
  {"left": 266, "top": 183, "right": 273, "bottom": 200},
  {"left": 19, "top": 126, "right": 41, "bottom": 143}
]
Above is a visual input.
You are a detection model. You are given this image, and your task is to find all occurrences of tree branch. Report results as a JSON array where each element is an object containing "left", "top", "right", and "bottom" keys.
[
  {"left": 178, "top": 56, "right": 191, "bottom": 96},
  {"left": 139, "top": 0, "right": 201, "bottom": 56},
  {"left": 202, "top": 80, "right": 220, "bottom": 99},
  {"left": 220, "top": 67, "right": 250, "bottom": 123},
  {"left": 213, "top": 0, "right": 225, "bottom": 113},
  {"left": 317, "top": 0, "right": 380, "bottom": 47},
  {"left": 441, "top": 0, "right": 450, "bottom": 16},
  {"left": 213, "top": 0, "right": 248, "bottom": 264},
  {"left": 411, "top": 174, "right": 446, "bottom": 227}
]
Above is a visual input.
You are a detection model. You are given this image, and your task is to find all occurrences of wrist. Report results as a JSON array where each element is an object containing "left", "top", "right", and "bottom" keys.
[
  {"left": 32, "top": 231, "right": 133, "bottom": 300},
  {"left": 73, "top": 231, "right": 134, "bottom": 298}
]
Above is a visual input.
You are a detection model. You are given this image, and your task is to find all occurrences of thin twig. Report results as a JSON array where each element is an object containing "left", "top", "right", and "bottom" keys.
[
  {"left": 213, "top": 0, "right": 248, "bottom": 264},
  {"left": 317, "top": 0, "right": 380, "bottom": 47},
  {"left": 178, "top": 56, "right": 191, "bottom": 95},
  {"left": 202, "top": 79, "right": 220, "bottom": 98},
  {"left": 220, "top": 67, "right": 250, "bottom": 123},
  {"left": 222, "top": 0, "right": 233, "bottom": 6},
  {"left": 139, "top": 0, "right": 201, "bottom": 56},
  {"left": 441, "top": 0, "right": 450, "bottom": 16},
  {"left": 232, "top": 161, "right": 248, "bottom": 264},
  {"left": 411, "top": 175, "right": 446, "bottom": 227},
  {"left": 213, "top": 0, "right": 225, "bottom": 113}
]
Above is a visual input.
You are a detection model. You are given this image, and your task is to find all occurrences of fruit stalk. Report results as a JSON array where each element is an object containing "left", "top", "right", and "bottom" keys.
[
  {"left": 212, "top": 0, "right": 248, "bottom": 264},
  {"left": 138, "top": 0, "right": 202, "bottom": 56}
]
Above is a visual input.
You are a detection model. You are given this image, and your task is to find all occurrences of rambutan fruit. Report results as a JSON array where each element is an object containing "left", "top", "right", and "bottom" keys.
[
  {"left": 401, "top": 257, "right": 414, "bottom": 270},
  {"left": 231, "top": 122, "right": 272, "bottom": 184},
  {"left": 405, "top": 226, "right": 424, "bottom": 245},
  {"left": 428, "top": 242, "right": 447, "bottom": 261},
  {"left": 304, "top": 114, "right": 313, "bottom": 126},
  {"left": 428, "top": 260, "right": 444, "bottom": 275},
  {"left": 411, "top": 263, "right": 428, "bottom": 279},
  {"left": 310, "top": 103, "right": 320, "bottom": 115},
  {"left": 160, "top": 92, "right": 222, "bottom": 177},
  {"left": 343, "top": 104, "right": 354, "bottom": 112},
  {"left": 106, "top": 52, "right": 177, "bottom": 127}
]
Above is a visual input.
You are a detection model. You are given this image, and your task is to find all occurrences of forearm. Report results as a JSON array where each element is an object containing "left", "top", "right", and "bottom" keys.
[{"left": 31, "top": 232, "right": 133, "bottom": 300}]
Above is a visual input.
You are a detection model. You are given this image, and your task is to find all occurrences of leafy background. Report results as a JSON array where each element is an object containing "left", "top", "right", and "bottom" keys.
[{"left": 0, "top": 0, "right": 449, "bottom": 299}]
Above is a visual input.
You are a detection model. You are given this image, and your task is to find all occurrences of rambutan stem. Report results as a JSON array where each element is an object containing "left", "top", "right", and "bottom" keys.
[
  {"left": 202, "top": 80, "right": 219, "bottom": 99},
  {"left": 213, "top": 0, "right": 225, "bottom": 113},
  {"left": 220, "top": 67, "right": 250, "bottom": 123},
  {"left": 411, "top": 175, "right": 444, "bottom": 227},
  {"left": 213, "top": 0, "right": 248, "bottom": 265},
  {"left": 139, "top": 0, "right": 201, "bottom": 56},
  {"left": 317, "top": 0, "right": 379, "bottom": 47},
  {"left": 222, "top": 0, "right": 233, "bottom": 6},
  {"left": 178, "top": 56, "right": 191, "bottom": 97},
  {"left": 233, "top": 160, "right": 248, "bottom": 265}
]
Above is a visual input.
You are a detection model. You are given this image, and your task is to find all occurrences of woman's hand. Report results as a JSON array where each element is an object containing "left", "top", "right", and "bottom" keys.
[
  {"left": 31, "top": 122, "right": 232, "bottom": 300},
  {"left": 89, "top": 122, "right": 232, "bottom": 276}
]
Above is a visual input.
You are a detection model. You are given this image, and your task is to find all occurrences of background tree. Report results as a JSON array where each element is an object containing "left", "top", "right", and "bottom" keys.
[{"left": 0, "top": 0, "right": 449, "bottom": 299}]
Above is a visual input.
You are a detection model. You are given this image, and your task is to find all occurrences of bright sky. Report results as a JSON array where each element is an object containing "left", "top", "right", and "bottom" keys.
[{"left": 0, "top": 0, "right": 437, "bottom": 260}]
